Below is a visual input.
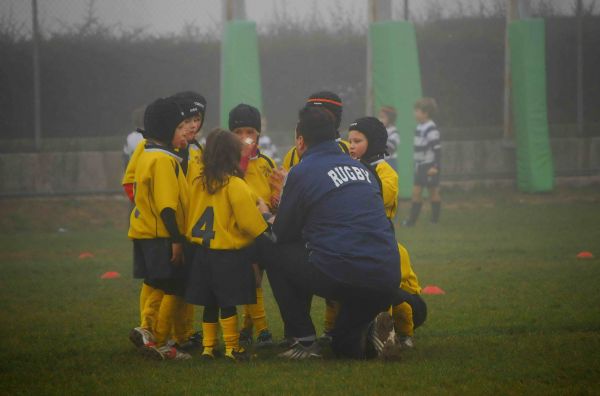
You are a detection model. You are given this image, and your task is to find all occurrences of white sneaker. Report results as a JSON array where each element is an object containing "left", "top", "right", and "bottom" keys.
[
  {"left": 278, "top": 340, "right": 322, "bottom": 360},
  {"left": 369, "top": 312, "right": 402, "bottom": 360},
  {"left": 143, "top": 345, "right": 192, "bottom": 361},
  {"left": 129, "top": 327, "right": 155, "bottom": 348}
]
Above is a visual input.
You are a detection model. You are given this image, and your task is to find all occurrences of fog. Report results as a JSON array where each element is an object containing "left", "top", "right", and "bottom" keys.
[{"left": 1, "top": 0, "right": 580, "bottom": 37}]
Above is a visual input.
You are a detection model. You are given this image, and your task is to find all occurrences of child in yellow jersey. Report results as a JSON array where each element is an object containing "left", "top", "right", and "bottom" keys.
[
  {"left": 185, "top": 129, "right": 271, "bottom": 362},
  {"left": 124, "top": 93, "right": 203, "bottom": 353},
  {"left": 348, "top": 116, "right": 427, "bottom": 347},
  {"left": 127, "top": 97, "right": 192, "bottom": 361},
  {"left": 282, "top": 91, "right": 349, "bottom": 171},
  {"left": 228, "top": 104, "right": 276, "bottom": 348}
]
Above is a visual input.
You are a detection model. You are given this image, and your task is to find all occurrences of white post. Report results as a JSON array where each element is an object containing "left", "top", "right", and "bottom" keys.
[
  {"left": 222, "top": 0, "right": 246, "bottom": 22},
  {"left": 576, "top": 0, "right": 584, "bottom": 136},
  {"left": 503, "top": 0, "right": 518, "bottom": 142},
  {"left": 32, "top": 0, "right": 42, "bottom": 150},
  {"left": 366, "top": 0, "right": 392, "bottom": 116}
]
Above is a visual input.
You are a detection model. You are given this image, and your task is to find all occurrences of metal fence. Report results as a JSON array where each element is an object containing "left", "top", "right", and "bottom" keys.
[{"left": 1, "top": 0, "right": 599, "bottom": 152}]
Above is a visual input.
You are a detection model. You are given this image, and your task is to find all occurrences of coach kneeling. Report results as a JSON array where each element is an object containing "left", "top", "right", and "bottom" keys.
[{"left": 260, "top": 107, "right": 400, "bottom": 360}]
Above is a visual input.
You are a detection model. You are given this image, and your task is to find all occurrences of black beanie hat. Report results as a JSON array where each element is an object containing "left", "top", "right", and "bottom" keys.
[
  {"left": 172, "top": 91, "right": 207, "bottom": 128},
  {"left": 229, "top": 103, "right": 261, "bottom": 133},
  {"left": 143, "top": 97, "right": 187, "bottom": 145},
  {"left": 349, "top": 116, "right": 388, "bottom": 161},
  {"left": 306, "top": 91, "right": 343, "bottom": 130}
]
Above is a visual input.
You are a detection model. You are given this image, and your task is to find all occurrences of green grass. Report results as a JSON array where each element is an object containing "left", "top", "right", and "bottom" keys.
[{"left": 1, "top": 189, "right": 600, "bottom": 395}]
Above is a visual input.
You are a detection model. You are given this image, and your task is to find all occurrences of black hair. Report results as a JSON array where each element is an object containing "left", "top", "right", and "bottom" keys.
[{"left": 295, "top": 106, "right": 336, "bottom": 147}]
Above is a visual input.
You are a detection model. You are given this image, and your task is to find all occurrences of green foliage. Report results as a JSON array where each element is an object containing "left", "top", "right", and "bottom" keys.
[{"left": 1, "top": 190, "right": 600, "bottom": 394}]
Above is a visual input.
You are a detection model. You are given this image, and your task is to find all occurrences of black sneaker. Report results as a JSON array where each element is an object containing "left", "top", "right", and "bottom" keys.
[
  {"left": 178, "top": 331, "right": 203, "bottom": 351},
  {"left": 225, "top": 347, "right": 250, "bottom": 362},
  {"left": 277, "top": 340, "right": 322, "bottom": 360},
  {"left": 255, "top": 329, "right": 274, "bottom": 348},
  {"left": 239, "top": 328, "right": 253, "bottom": 346}
]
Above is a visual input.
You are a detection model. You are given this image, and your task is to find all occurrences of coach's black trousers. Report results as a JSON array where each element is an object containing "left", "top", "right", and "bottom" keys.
[{"left": 258, "top": 240, "right": 393, "bottom": 359}]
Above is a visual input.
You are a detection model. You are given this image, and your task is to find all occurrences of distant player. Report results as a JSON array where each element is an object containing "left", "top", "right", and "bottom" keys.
[
  {"left": 378, "top": 105, "right": 401, "bottom": 173},
  {"left": 403, "top": 98, "right": 442, "bottom": 226},
  {"left": 128, "top": 97, "right": 191, "bottom": 361},
  {"left": 282, "top": 91, "right": 349, "bottom": 171},
  {"left": 122, "top": 106, "right": 145, "bottom": 168},
  {"left": 185, "top": 129, "right": 273, "bottom": 362}
]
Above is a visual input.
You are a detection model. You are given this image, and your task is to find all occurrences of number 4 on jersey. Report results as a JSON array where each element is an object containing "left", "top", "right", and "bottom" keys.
[{"left": 192, "top": 207, "right": 215, "bottom": 247}]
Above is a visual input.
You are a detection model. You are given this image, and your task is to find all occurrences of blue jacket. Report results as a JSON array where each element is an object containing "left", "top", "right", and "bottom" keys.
[{"left": 273, "top": 140, "right": 400, "bottom": 291}]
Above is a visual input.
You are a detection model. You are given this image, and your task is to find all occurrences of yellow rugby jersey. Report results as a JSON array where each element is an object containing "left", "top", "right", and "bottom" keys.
[
  {"left": 245, "top": 152, "right": 276, "bottom": 208},
  {"left": 128, "top": 145, "right": 189, "bottom": 240},
  {"left": 122, "top": 138, "right": 146, "bottom": 185},
  {"left": 187, "top": 175, "right": 267, "bottom": 250},
  {"left": 123, "top": 139, "right": 192, "bottom": 184},
  {"left": 282, "top": 139, "right": 350, "bottom": 171},
  {"left": 398, "top": 243, "right": 421, "bottom": 294},
  {"left": 374, "top": 160, "right": 399, "bottom": 219}
]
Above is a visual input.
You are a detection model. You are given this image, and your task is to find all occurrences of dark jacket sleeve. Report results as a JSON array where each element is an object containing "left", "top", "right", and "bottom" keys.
[{"left": 272, "top": 170, "right": 304, "bottom": 243}]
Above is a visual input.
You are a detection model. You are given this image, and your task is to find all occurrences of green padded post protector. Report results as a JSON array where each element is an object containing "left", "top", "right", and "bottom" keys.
[
  {"left": 370, "top": 21, "right": 423, "bottom": 199},
  {"left": 220, "top": 21, "right": 263, "bottom": 127},
  {"left": 509, "top": 19, "right": 554, "bottom": 192}
]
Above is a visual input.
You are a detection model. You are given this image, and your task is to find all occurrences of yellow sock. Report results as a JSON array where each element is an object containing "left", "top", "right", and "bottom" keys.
[
  {"left": 392, "top": 302, "right": 414, "bottom": 337},
  {"left": 141, "top": 288, "right": 164, "bottom": 331},
  {"left": 139, "top": 283, "right": 154, "bottom": 327},
  {"left": 220, "top": 314, "right": 240, "bottom": 355},
  {"left": 242, "top": 305, "right": 253, "bottom": 331},
  {"left": 248, "top": 288, "right": 268, "bottom": 333},
  {"left": 184, "top": 303, "right": 196, "bottom": 339},
  {"left": 324, "top": 300, "right": 340, "bottom": 333},
  {"left": 171, "top": 301, "right": 189, "bottom": 345},
  {"left": 202, "top": 321, "right": 218, "bottom": 356},
  {"left": 153, "top": 294, "right": 184, "bottom": 346}
]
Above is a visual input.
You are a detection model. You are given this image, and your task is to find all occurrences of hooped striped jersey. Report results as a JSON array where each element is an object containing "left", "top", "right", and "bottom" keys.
[{"left": 413, "top": 120, "right": 441, "bottom": 167}]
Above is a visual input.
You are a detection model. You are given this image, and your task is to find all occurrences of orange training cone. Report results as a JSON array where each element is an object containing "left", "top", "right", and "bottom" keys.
[
  {"left": 422, "top": 285, "right": 445, "bottom": 295},
  {"left": 101, "top": 271, "right": 121, "bottom": 279},
  {"left": 576, "top": 251, "right": 594, "bottom": 259},
  {"left": 79, "top": 252, "right": 94, "bottom": 259}
]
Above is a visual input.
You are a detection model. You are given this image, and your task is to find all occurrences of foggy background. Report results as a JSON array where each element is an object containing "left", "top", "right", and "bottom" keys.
[{"left": 1, "top": 0, "right": 599, "bottom": 150}]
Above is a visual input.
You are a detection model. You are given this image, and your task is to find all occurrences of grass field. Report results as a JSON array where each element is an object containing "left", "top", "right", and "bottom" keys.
[{"left": 1, "top": 188, "right": 599, "bottom": 395}]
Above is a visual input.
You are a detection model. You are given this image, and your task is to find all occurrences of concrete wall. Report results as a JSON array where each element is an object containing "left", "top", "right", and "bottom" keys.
[
  {"left": 0, "top": 151, "right": 124, "bottom": 196},
  {"left": 1, "top": 138, "right": 599, "bottom": 196}
]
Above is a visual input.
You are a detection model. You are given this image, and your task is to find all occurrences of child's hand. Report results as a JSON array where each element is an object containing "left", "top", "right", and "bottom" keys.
[
  {"left": 257, "top": 198, "right": 271, "bottom": 215},
  {"left": 427, "top": 167, "right": 439, "bottom": 176},
  {"left": 171, "top": 242, "right": 184, "bottom": 266},
  {"left": 269, "top": 167, "right": 287, "bottom": 208}
]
